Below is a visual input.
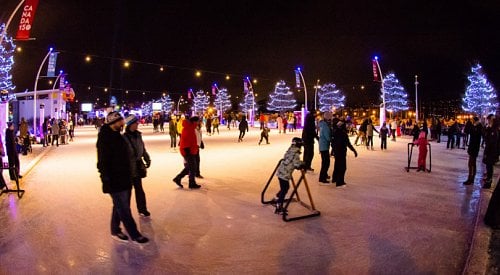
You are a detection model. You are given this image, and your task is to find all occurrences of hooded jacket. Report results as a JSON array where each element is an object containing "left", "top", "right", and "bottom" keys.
[{"left": 277, "top": 145, "right": 303, "bottom": 181}]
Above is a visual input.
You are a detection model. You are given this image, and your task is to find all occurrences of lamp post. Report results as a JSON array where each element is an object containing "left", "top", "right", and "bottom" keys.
[
  {"left": 0, "top": 0, "right": 25, "bottom": 46},
  {"left": 33, "top": 47, "right": 54, "bottom": 137},
  {"left": 415, "top": 75, "right": 419, "bottom": 123},
  {"left": 314, "top": 79, "right": 320, "bottom": 111},
  {"left": 295, "top": 67, "right": 308, "bottom": 127},
  {"left": 373, "top": 56, "right": 385, "bottom": 125},
  {"left": 177, "top": 96, "right": 183, "bottom": 114}
]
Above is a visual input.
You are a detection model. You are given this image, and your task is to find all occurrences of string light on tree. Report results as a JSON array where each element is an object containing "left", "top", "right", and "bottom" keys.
[
  {"left": 239, "top": 90, "right": 255, "bottom": 113},
  {"left": 193, "top": 89, "right": 209, "bottom": 115},
  {"left": 0, "top": 24, "right": 16, "bottom": 94},
  {"left": 160, "top": 94, "right": 174, "bottom": 112},
  {"left": 214, "top": 87, "right": 232, "bottom": 114},
  {"left": 318, "top": 83, "right": 345, "bottom": 112},
  {"left": 141, "top": 101, "right": 153, "bottom": 116},
  {"left": 267, "top": 80, "right": 297, "bottom": 112},
  {"left": 382, "top": 72, "right": 409, "bottom": 113},
  {"left": 462, "top": 63, "right": 498, "bottom": 118}
]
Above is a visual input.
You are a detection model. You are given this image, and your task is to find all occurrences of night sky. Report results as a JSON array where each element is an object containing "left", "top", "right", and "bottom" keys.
[{"left": 2, "top": 0, "right": 500, "bottom": 109}]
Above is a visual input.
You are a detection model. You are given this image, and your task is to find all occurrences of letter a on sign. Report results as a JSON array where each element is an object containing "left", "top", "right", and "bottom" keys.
[{"left": 16, "top": 0, "right": 40, "bottom": 40}]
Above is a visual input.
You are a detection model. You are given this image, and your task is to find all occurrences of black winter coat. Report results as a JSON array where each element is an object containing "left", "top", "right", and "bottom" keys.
[
  {"left": 332, "top": 129, "right": 355, "bottom": 157},
  {"left": 96, "top": 124, "right": 132, "bottom": 193},
  {"left": 467, "top": 123, "right": 482, "bottom": 157},
  {"left": 483, "top": 125, "right": 499, "bottom": 165}
]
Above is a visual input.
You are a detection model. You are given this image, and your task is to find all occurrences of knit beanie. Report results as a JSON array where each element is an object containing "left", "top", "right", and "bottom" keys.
[{"left": 105, "top": 111, "right": 124, "bottom": 125}]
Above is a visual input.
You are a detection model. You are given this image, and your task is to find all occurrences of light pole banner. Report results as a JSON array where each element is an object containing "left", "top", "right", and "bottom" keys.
[
  {"left": 47, "top": 53, "right": 58, "bottom": 77},
  {"left": 294, "top": 70, "right": 301, "bottom": 88},
  {"left": 59, "top": 74, "right": 65, "bottom": 91},
  {"left": 372, "top": 60, "right": 380, "bottom": 82},
  {"left": 16, "top": 0, "right": 40, "bottom": 40},
  {"left": 243, "top": 80, "right": 249, "bottom": 94}
]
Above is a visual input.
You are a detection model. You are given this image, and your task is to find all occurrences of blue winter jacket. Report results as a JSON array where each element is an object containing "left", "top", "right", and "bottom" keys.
[{"left": 318, "top": 120, "right": 331, "bottom": 152}]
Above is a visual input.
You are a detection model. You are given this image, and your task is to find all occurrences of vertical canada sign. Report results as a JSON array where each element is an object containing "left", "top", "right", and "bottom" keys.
[{"left": 16, "top": 0, "right": 40, "bottom": 40}]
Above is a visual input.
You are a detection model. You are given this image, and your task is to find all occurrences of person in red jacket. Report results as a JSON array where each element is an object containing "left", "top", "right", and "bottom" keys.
[{"left": 173, "top": 116, "right": 201, "bottom": 189}]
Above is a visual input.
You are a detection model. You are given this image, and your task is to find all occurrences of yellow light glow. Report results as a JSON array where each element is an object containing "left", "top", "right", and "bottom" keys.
[
  {"left": 195, "top": 71, "right": 202, "bottom": 77},
  {"left": 16, "top": 47, "right": 22, "bottom": 53},
  {"left": 253, "top": 79, "right": 258, "bottom": 84},
  {"left": 225, "top": 75, "right": 230, "bottom": 80},
  {"left": 160, "top": 66, "right": 164, "bottom": 72},
  {"left": 123, "top": 61, "right": 130, "bottom": 68},
  {"left": 85, "top": 56, "right": 91, "bottom": 62}
]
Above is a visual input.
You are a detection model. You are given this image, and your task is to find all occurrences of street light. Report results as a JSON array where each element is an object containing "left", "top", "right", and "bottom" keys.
[
  {"left": 373, "top": 56, "right": 385, "bottom": 125},
  {"left": 313, "top": 79, "right": 320, "bottom": 111},
  {"left": 415, "top": 75, "right": 419, "bottom": 123},
  {"left": 33, "top": 47, "right": 54, "bottom": 137},
  {"left": 177, "top": 96, "right": 183, "bottom": 113}
]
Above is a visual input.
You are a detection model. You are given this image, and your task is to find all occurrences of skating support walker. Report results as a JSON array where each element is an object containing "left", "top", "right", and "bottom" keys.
[
  {"left": 261, "top": 159, "right": 320, "bottom": 222},
  {"left": 0, "top": 164, "right": 25, "bottom": 198},
  {"left": 405, "top": 143, "right": 432, "bottom": 173}
]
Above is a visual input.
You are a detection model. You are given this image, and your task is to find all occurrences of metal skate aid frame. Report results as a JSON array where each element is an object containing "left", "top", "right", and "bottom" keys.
[
  {"left": 261, "top": 159, "right": 320, "bottom": 222},
  {"left": 405, "top": 143, "right": 432, "bottom": 172},
  {"left": 0, "top": 165, "right": 25, "bottom": 198}
]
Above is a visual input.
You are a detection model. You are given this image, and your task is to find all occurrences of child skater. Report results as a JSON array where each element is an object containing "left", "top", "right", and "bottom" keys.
[
  {"left": 414, "top": 130, "right": 429, "bottom": 171},
  {"left": 258, "top": 127, "right": 270, "bottom": 145},
  {"left": 274, "top": 137, "right": 306, "bottom": 214}
]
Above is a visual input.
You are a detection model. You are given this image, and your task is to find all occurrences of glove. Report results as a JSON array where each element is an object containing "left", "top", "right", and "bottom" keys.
[
  {"left": 200, "top": 141, "right": 205, "bottom": 149},
  {"left": 354, "top": 150, "right": 358, "bottom": 158},
  {"left": 145, "top": 160, "right": 151, "bottom": 168}
]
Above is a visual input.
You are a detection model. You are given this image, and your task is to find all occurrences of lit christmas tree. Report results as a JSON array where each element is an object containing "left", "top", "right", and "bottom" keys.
[
  {"left": 193, "top": 89, "right": 209, "bottom": 114},
  {"left": 160, "top": 94, "right": 174, "bottom": 112},
  {"left": 318, "top": 83, "right": 345, "bottom": 112},
  {"left": 239, "top": 91, "right": 255, "bottom": 113},
  {"left": 141, "top": 101, "right": 153, "bottom": 116},
  {"left": 267, "top": 80, "right": 296, "bottom": 112},
  {"left": 462, "top": 63, "right": 498, "bottom": 117},
  {"left": 382, "top": 72, "right": 408, "bottom": 112},
  {"left": 214, "top": 87, "right": 232, "bottom": 114},
  {"left": 0, "top": 24, "right": 16, "bottom": 93}
]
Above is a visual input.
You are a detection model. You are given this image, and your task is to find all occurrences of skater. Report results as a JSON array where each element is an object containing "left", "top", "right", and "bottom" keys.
[
  {"left": 212, "top": 116, "right": 220, "bottom": 135},
  {"left": 259, "top": 127, "right": 270, "bottom": 145},
  {"left": 481, "top": 114, "right": 499, "bottom": 189},
  {"left": 331, "top": 120, "right": 357, "bottom": 187},
  {"left": 413, "top": 130, "right": 429, "bottom": 171},
  {"left": 379, "top": 122, "right": 389, "bottom": 150},
  {"left": 169, "top": 115, "right": 178, "bottom": 150},
  {"left": 238, "top": 116, "right": 249, "bottom": 142},
  {"left": 463, "top": 116, "right": 482, "bottom": 185},
  {"left": 354, "top": 118, "right": 368, "bottom": 146},
  {"left": 318, "top": 112, "right": 332, "bottom": 184},
  {"left": 173, "top": 116, "right": 201, "bottom": 189},
  {"left": 5, "top": 122, "right": 21, "bottom": 180},
  {"left": 124, "top": 115, "right": 152, "bottom": 217},
  {"left": 96, "top": 111, "right": 149, "bottom": 244},
  {"left": 195, "top": 119, "right": 204, "bottom": 179},
  {"left": 365, "top": 119, "right": 379, "bottom": 150},
  {"left": 301, "top": 112, "right": 318, "bottom": 171},
  {"left": 273, "top": 137, "right": 306, "bottom": 214}
]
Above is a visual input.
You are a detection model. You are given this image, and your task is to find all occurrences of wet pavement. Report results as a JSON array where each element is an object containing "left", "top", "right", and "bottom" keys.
[{"left": 0, "top": 125, "right": 497, "bottom": 274}]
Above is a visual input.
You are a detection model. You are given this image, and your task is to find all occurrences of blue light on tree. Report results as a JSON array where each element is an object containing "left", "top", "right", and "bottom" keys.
[
  {"left": 193, "top": 89, "right": 209, "bottom": 114},
  {"left": 159, "top": 94, "right": 174, "bottom": 112},
  {"left": 0, "top": 24, "right": 16, "bottom": 94},
  {"left": 214, "top": 87, "right": 232, "bottom": 114},
  {"left": 239, "top": 91, "right": 254, "bottom": 113},
  {"left": 267, "top": 80, "right": 297, "bottom": 112},
  {"left": 382, "top": 72, "right": 408, "bottom": 112},
  {"left": 318, "top": 83, "right": 345, "bottom": 112},
  {"left": 141, "top": 101, "right": 153, "bottom": 116},
  {"left": 462, "top": 63, "right": 498, "bottom": 118}
]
